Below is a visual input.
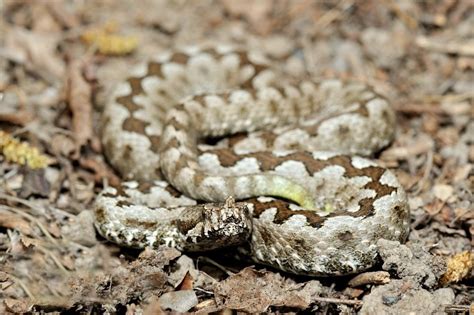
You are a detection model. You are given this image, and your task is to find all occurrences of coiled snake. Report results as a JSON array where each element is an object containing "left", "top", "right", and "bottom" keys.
[{"left": 94, "top": 46, "right": 410, "bottom": 276}]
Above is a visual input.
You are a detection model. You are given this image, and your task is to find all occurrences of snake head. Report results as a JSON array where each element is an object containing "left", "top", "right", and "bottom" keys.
[{"left": 176, "top": 197, "right": 253, "bottom": 251}]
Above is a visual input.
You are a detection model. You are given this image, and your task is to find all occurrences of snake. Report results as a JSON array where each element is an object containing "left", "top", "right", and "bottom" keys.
[{"left": 94, "top": 46, "right": 410, "bottom": 276}]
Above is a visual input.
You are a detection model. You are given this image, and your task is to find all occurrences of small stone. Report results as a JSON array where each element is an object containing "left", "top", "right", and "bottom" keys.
[
  {"left": 158, "top": 290, "right": 198, "bottom": 313},
  {"left": 433, "top": 184, "right": 454, "bottom": 202}
]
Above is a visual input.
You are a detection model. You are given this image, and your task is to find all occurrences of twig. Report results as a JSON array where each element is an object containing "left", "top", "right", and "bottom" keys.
[
  {"left": 348, "top": 271, "right": 391, "bottom": 287},
  {"left": 412, "top": 149, "right": 434, "bottom": 194},
  {"left": 6, "top": 273, "right": 36, "bottom": 300},
  {"left": 313, "top": 0, "right": 354, "bottom": 30},
  {"left": 416, "top": 36, "right": 474, "bottom": 56},
  {"left": 194, "top": 299, "right": 220, "bottom": 314},
  {"left": 381, "top": 137, "right": 434, "bottom": 160},
  {"left": 442, "top": 304, "right": 472, "bottom": 313},
  {"left": 37, "top": 245, "right": 70, "bottom": 274},
  {"left": 313, "top": 296, "right": 363, "bottom": 306},
  {"left": 393, "top": 103, "right": 445, "bottom": 115},
  {"left": 0, "top": 203, "right": 58, "bottom": 246},
  {"left": 196, "top": 256, "right": 236, "bottom": 276}
]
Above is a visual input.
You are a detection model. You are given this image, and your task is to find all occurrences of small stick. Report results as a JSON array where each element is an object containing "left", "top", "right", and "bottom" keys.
[
  {"left": 348, "top": 271, "right": 391, "bottom": 287},
  {"left": 313, "top": 296, "right": 363, "bottom": 306}
]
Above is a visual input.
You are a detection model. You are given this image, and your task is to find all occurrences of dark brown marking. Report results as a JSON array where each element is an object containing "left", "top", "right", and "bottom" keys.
[
  {"left": 160, "top": 137, "right": 180, "bottom": 154},
  {"left": 259, "top": 131, "right": 278, "bottom": 148},
  {"left": 193, "top": 173, "right": 205, "bottom": 188},
  {"left": 175, "top": 206, "right": 204, "bottom": 234},
  {"left": 122, "top": 144, "right": 133, "bottom": 161},
  {"left": 201, "top": 48, "right": 222, "bottom": 59},
  {"left": 249, "top": 198, "right": 326, "bottom": 228},
  {"left": 127, "top": 77, "right": 144, "bottom": 94},
  {"left": 227, "top": 132, "right": 250, "bottom": 147},
  {"left": 117, "top": 199, "right": 133, "bottom": 207},
  {"left": 269, "top": 99, "right": 279, "bottom": 115},
  {"left": 148, "top": 135, "right": 161, "bottom": 153},
  {"left": 155, "top": 167, "right": 163, "bottom": 178},
  {"left": 115, "top": 77, "right": 145, "bottom": 113},
  {"left": 164, "top": 184, "right": 182, "bottom": 197},
  {"left": 191, "top": 95, "right": 206, "bottom": 106},
  {"left": 236, "top": 51, "right": 269, "bottom": 89},
  {"left": 147, "top": 61, "right": 164, "bottom": 78},
  {"left": 170, "top": 52, "right": 190, "bottom": 64},
  {"left": 137, "top": 182, "right": 154, "bottom": 193},
  {"left": 124, "top": 218, "right": 159, "bottom": 229},
  {"left": 95, "top": 207, "right": 106, "bottom": 223},
  {"left": 357, "top": 103, "right": 370, "bottom": 117},
  {"left": 168, "top": 115, "right": 188, "bottom": 131},
  {"left": 122, "top": 117, "right": 150, "bottom": 135}
]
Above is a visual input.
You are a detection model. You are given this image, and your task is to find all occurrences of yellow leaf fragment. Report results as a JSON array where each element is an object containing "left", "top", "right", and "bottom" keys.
[
  {"left": 440, "top": 251, "right": 473, "bottom": 285},
  {"left": 81, "top": 22, "right": 138, "bottom": 55},
  {"left": 0, "top": 131, "right": 51, "bottom": 169}
]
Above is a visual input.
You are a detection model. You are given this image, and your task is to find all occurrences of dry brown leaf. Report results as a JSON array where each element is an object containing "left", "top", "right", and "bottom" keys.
[
  {"left": 213, "top": 268, "right": 323, "bottom": 313},
  {"left": 49, "top": 134, "right": 76, "bottom": 157},
  {"left": 3, "top": 26, "right": 65, "bottom": 82},
  {"left": 4, "top": 298, "right": 31, "bottom": 313},
  {"left": 177, "top": 271, "right": 194, "bottom": 291},
  {"left": 0, "top": 212, "right": 34, "bottom": 235},
  {"left": 67, "top": 58, "right": 93, "bottom": 153},
  {"left": 78, "top": 157, "right": 121, "bottom": 187},
  {"left": 0, "top": 86, "right": 33, "bottom": 125},
  {"left": 19, "top": 168, "right": 50, "bottom": 198}
]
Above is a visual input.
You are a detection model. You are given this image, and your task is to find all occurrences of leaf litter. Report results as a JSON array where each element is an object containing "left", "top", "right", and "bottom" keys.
[{"left": 0, "top": 0, "right": 472, "bottom": 313}]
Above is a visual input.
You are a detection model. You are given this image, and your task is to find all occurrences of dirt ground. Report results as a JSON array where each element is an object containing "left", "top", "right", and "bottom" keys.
[{"left": 0, "top": 0, "right": 473, "bottom": 313}]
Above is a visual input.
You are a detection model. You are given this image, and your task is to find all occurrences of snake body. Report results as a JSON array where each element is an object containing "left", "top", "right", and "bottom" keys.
[{"left": 94, "top": 46, "right": 410, "bottom": 276}]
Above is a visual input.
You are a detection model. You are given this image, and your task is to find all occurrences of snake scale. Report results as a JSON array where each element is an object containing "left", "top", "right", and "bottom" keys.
[{"left": 94, "top": 46, "right": 410, "bottom": 276}]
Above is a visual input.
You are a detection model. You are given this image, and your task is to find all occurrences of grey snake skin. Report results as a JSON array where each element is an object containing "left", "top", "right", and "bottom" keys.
[{"left": 94, "top": 46, "right": 410, "bottom": 276}]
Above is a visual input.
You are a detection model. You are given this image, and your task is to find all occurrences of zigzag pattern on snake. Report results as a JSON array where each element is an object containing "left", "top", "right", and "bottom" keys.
[{"left": 94, "top": 46, "right": 410, "bottom": 276}]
